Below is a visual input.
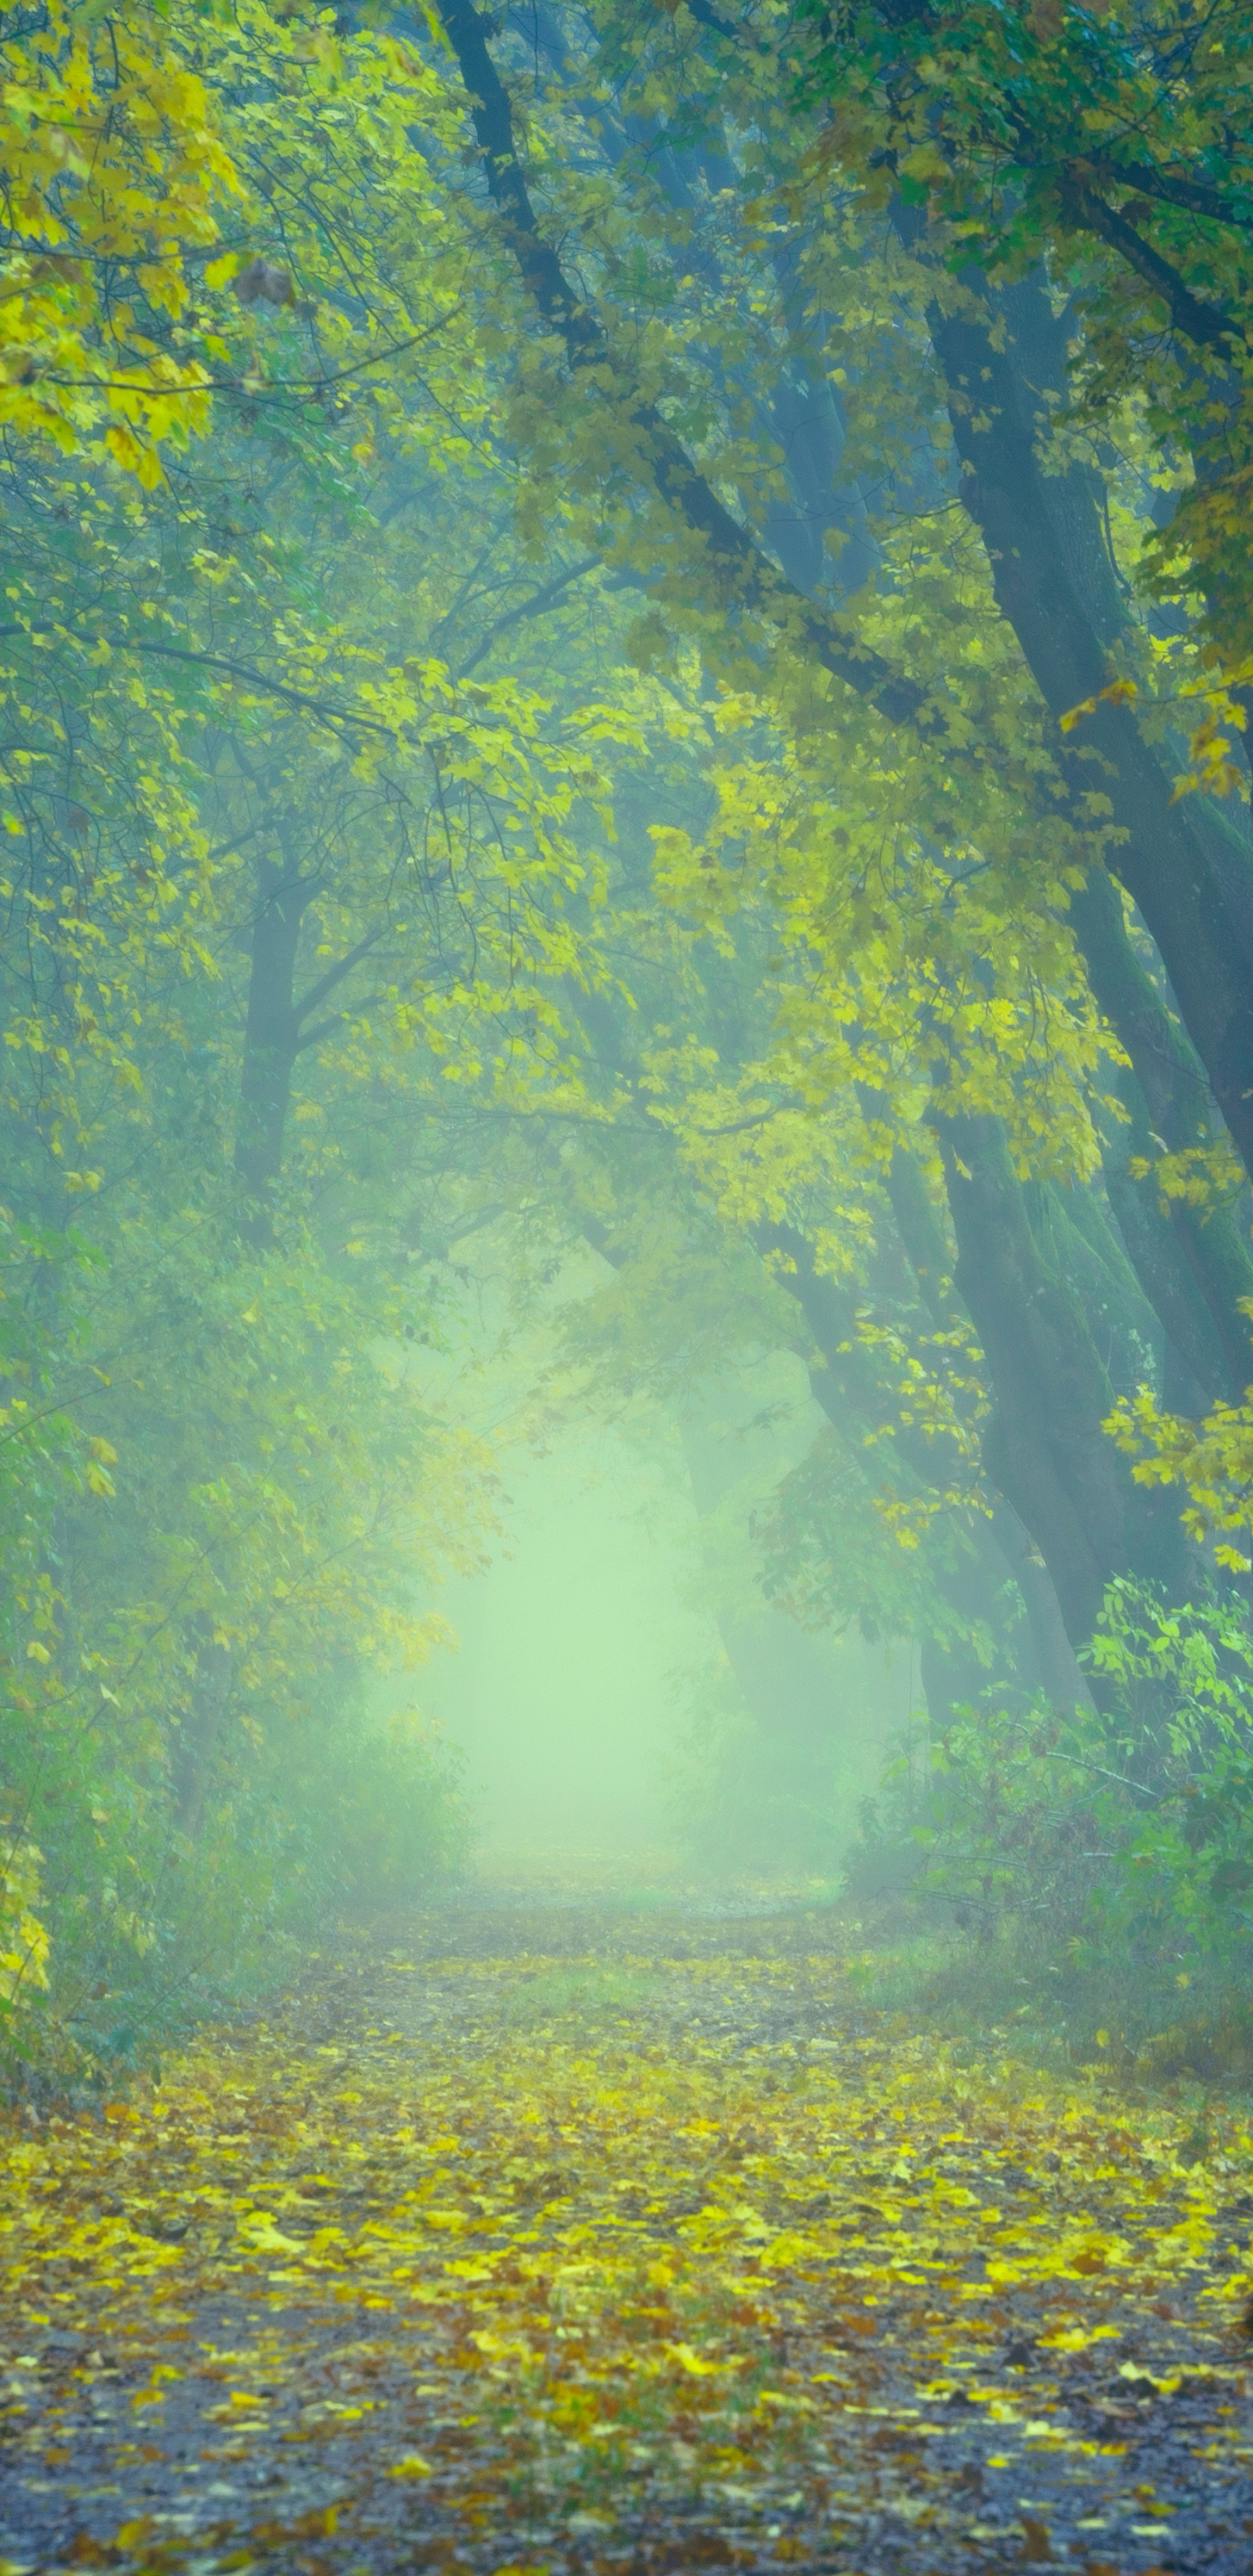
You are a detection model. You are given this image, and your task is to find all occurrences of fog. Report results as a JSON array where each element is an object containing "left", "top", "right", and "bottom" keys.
[
  {"left": 418, "top": 1288, "right": 916, "bottom": 1875},
  {"left": 424, "top": 1416, "right": 706, "bottom": 1860}
]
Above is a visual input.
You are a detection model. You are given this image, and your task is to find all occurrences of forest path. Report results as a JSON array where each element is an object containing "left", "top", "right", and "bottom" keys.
[{"left": 3, "top": 1882, "right": 1253, "bottom": 2576}]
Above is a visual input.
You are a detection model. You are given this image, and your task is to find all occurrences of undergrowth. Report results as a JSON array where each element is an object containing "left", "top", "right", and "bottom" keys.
[{"left": 830, "top": 1581, "right": 1253, "bottom": 2089}]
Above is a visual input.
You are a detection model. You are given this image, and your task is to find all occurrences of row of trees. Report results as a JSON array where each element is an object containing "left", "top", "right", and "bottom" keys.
[{"left": 4, "top": 0, "right": 1253, "bottom": 2070}]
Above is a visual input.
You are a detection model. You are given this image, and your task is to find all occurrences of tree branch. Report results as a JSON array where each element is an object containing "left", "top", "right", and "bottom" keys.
[
  {"left": 675, "top": 0, "right": 741, "bottom": 38},
  {"left": 1088, "top": 158, "right": 1253, "bottom": 233},
  {"left": 1062, "top": 171, "right": 1244, "bottom": 352},
  {"left": 456, "top": 555, "right": 601, "bottom": 675},
  {"left": 291, "top": 926, "right": 388, "bottom": 1027},
  {"left": 1033, "top": 1748, "right": 1161, "bottom": 1801},
  {"left": 292, "top": 1013, "right": 351, "bottom": 1056},
  {"left": 0, "top": 625, "right": 405, "bottom": 740},
  {"left": 434, "top": 0, "right": 932, "bottom": 731},
  {"left": 123, "top": 639, "right": 405, "bottom": 735}
]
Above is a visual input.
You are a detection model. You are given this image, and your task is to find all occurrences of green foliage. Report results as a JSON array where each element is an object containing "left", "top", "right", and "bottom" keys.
[
  {"left": 1084, "top": 1584, "right": 1253, "bottom": 1953},
  {"left": 881, "top": 1581, "right": 1253, "bottom": 2036},
  {"left": 0, "top": 1641, "right": 472, "bottom": 2087},
  {"left": 797, "top": 0, "right": 1253, "bottom": 674},
  {"left": 759, "top": 1425, "right": 987, "bottom": 1650},
  {"left": 296, "top": 1706, "right": 472, "bottom": 1915},
  {"left": 5, "top": 0, "right": 1253, "bottom": 2101},
  {"left": 0, "top": 0, "right": 626, "bottom": 2082}
]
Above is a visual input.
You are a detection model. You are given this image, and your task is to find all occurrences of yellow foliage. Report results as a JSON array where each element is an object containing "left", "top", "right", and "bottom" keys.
[
  {"left": 0, "top": 1, "right": 242, "bottom": 469},
  {"left": 0, "top": 1922, "right": 1248, "bottom": 2555},
  {"left": 1109, "top": 1364, "right": 1253, "bottom": 1570},
  {"left": 0, "top": 1832, "right": 49, "bottom": 2009}
]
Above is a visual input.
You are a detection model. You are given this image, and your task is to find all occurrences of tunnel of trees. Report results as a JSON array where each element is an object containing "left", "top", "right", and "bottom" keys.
[{"left": 4, "top": 0, "right": 1253, "bottom": 2071}]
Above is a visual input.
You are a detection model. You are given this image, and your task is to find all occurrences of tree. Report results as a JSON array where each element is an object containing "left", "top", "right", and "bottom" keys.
[
  {"left": 5, "top": 0, "right": 1253, "bottom": 2066},
  {"left": 798, "top": 0, "right": 1253, "bottom": 674},
  {"left": 0, "top": 0, "right": 646, "bottom": 2066},
  {"left": 425, "top": 0, "right": 1253, "bottom": 1648}
]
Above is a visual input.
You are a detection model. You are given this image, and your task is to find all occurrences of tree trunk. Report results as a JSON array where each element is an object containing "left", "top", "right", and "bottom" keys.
[
  {"left": 171, "top": 1621, "right": 232, "bottom": 1841},
  {"left": 235, "top": 849, "right": 306, "bottom": 1244},
  {"left": 915, "top": 248, "right": 1253, "bottom": 1184},
  {"left": 1069, "top": 865, "right": 1253, "bottom": 1399},
  {"left": 761, "top": 1218, "right": 1059, "bottom": 1715},
  {"left": 936, "top": 1110, "right": 1187, "bottom": 1643},
  {"left": 874, "top": 1131, "right": 1093, "bottom": 1701}
]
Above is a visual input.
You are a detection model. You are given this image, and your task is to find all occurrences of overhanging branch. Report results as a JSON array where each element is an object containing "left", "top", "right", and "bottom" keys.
[
  {"left": 456, "top": 554, "right": 601, "bottom": 675},
  {"left": 434, "top": 0, "right": 932, "bottom": 731},
  {"left": 1062, "top": 171, "right": 1243, "bottom": 352}
]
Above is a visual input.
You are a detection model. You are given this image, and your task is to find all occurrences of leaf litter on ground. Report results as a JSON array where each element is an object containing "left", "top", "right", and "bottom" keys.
[{"left": 1, "top": 1887, "right": 1252, "bottom": 2574}]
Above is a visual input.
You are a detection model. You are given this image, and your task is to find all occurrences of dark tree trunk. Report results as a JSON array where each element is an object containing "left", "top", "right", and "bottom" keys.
[
  {"left": 761, "top": 1218, "right": 1062, "bottom": 1716},
  {"left": 235, "top": 852, "right": 307, "bottom": 1244},
  {"left": 172, "top": 1621, "right": 232, "bottom": 1841},
  {"left": 913, "top": 248, "right": 1253, "bottom": 1184},
  {"left": 1069, "top": 865, "right": 1253, "bottom": 1399},
  {"left": 936, "top": 1111, "right": 1187, "bottom": 1643},
  {"left": 434, "top": 7, "right": 1253, "bottom": 1196},
  {"left": 874, "top": 1133, "right": 1092, "bottom": 1701},
  {"left": 988, "top": 1498, "right": 1094, "bottom": 1709}
]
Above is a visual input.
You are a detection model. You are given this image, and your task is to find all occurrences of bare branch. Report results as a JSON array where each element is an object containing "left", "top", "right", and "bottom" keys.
[
  {"left": 457, "top": 556, "right": 601, "bottom": 674},
  {"left": 291, "top": 926, "right": 388, "bottom": 1027}
]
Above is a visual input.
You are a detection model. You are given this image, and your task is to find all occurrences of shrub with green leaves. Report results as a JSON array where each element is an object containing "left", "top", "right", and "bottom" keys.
[{"left": 867, "top": 1581, "right": 1253, "bottom": 2026}]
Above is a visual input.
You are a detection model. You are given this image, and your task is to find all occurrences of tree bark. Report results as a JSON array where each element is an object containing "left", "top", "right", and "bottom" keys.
[
  {"left": 435, "top": 0, "right": 1253, "bottom": 1224},
  {"left": 171, "top": 1620, "right": 232, "bottom": 1841},
  {"left": 873, "top": 1130, "right": 1094, "bottom": 1699},
  {"left": 915, "top": 252, "right": 1253, "bottom": 1183},
  {"left": 936, "top": 1110, "right": 1189, "bottom": 1642},
  {"left": 760, "top": 1217, "right": 1065, "bottom": 1714},
  {"left": 1069, "top": 864, "right": 1253, "bottom": 1398},
  {"left": 235, "top": 849, "right": 306, "bottom": 1244}
]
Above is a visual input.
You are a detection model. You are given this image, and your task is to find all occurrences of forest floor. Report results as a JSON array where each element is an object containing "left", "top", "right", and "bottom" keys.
[{"left": 3, "top": 1872, "right": 1253, "bottom": 2576}]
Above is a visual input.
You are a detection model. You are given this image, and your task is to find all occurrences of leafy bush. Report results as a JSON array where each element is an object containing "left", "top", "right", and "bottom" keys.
[
  {"left": 856, "top": 1580, "right": 1253, "bottom": 2054},
  {"left": 0, "top": 1677, "right": 471, "bottom": 2090},
  {"left": 0, "top": 1834, "right": 50, "bottom": 2059},
  {"left": 291, "top": 1706, "right": 472, "bottom": 1914}
]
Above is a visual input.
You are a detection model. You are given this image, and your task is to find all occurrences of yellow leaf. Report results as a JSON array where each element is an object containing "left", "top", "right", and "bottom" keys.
[
  {"left": 1060, "top": 695, "right": 1096, "bottom": 732},
  {"left": 1040, "top": 2324, "right": 1120, "bottom": 2353},
  {"left": 241, "top": 2217, "right": 303, "bottom": 2253},
  {"left": 667, "top": 2341, "right": 725, "bottom": 2376}
]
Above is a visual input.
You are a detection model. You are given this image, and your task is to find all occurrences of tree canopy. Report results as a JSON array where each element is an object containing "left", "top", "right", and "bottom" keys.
[{"left": 4, "top": 0, "right": 1253, "bottom": 2073}]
